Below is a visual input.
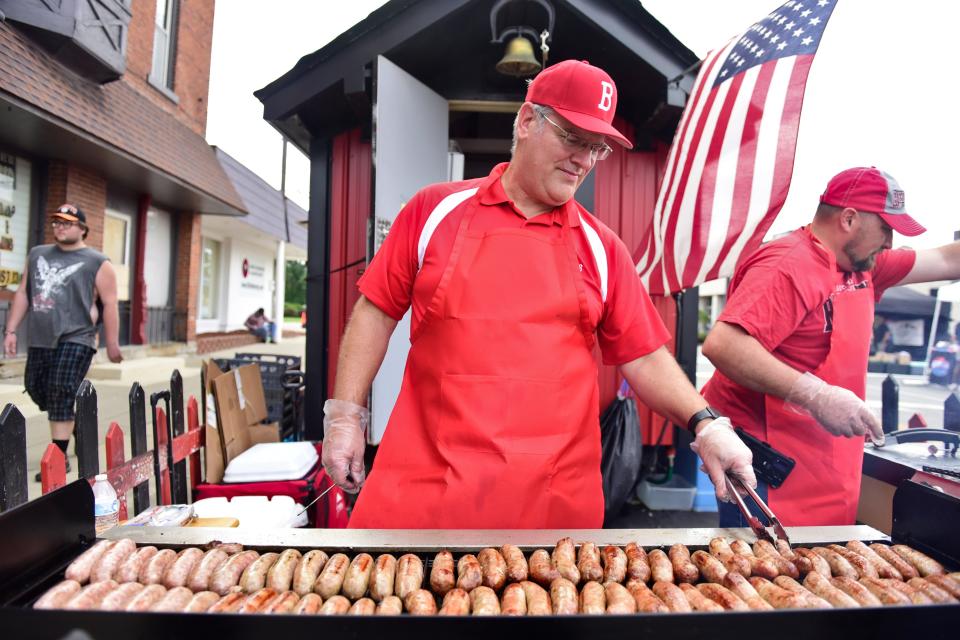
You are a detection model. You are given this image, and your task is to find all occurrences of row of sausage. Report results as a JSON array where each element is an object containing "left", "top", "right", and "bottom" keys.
[
  {"left": 33, "top": 570, "right": 960, "bottom": 614},
  {"left": 52, "top": 537, "right": 956, "bottom": 606}
]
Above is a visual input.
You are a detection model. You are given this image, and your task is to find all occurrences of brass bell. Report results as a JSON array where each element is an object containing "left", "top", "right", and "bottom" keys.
[{"left": 496, "top": 35, "right": 541, "bottom": 77}]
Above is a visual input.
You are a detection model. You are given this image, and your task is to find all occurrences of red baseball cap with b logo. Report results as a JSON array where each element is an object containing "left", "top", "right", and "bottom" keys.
[
  {"left": 525, "top": 60, "right": 633, "bottom": 149},
  {"left": 820, "top": 167, "right": 926, "bottom": 236}
]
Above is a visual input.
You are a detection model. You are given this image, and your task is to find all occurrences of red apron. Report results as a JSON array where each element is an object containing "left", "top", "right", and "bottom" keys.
[
  {"left": 349, "top": 199, "right": 604, "bottom": 528},
  {"left": 762, "top": 278, "right": 874, "bottom": 526}
]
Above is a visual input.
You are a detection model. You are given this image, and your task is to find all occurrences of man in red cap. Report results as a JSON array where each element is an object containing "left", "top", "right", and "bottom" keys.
[
  {"left": 3, "top": 204, "right": 123, "bottom": 481},
  {"left": 702, "top": 167, "right": 960, "bottom": 526},
  {"left": 322, "top": 60, "right": 755, "bottom": 528}
]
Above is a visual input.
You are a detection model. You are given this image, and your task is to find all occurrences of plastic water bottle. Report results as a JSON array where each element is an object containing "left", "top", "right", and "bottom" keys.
[{"left": 92, "top": 474, "right": 120, "bottom": 534}]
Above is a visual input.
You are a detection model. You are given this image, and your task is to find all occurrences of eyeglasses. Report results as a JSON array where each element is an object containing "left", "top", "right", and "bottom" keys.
[
  {"left": 540, "top": 113, "right": 613, "bottom": 161},
  {"left": 50, "top": 220, "right": 77, "bottom": 229}
]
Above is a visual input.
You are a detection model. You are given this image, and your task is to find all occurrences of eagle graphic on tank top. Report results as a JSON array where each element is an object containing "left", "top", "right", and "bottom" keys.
[{"left": 31, "top": 255, "right": 83, "bottom": 312}]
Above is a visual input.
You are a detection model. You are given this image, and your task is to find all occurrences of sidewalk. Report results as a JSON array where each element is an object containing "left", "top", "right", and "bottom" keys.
[{"left": 8, "top": 330, "right": 306, "bottom": 504}]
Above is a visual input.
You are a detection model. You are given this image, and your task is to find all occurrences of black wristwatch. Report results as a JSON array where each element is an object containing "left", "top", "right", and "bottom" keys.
[{"left": 686, "top": 407, "right": 721, "bottom": 433}]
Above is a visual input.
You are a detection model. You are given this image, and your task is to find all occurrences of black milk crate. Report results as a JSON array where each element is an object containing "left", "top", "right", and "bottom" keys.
[
  {"left": 234, "top": 353, "right": 302, "bottom": 370},
  {"left": 212, "top": 357, "right": 305, "bottom": 441}
]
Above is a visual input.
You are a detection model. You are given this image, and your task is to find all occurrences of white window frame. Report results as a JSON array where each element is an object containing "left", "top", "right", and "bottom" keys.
[
  {"left": 103, "top": 210, "right": 132, "bottom": 266},
  {"left": 196, "top": 233, "right": 231, "bottom": 334},
  {"left": 149, "top": 0, "right": 179, "bottom": 92},
  {"left": 199, "top": 235, "right": 223, "bottom": 322}
]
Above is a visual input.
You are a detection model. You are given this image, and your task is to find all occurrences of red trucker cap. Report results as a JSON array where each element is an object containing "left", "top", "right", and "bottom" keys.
[
  {"left": 820, "top": 167, "right": 926, "bottom": 236},
  {"left": 525, "top": 60, "right": 633, "bottom": 149}
]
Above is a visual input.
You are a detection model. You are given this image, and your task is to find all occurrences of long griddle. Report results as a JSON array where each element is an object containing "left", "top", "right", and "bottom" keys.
[{"left": 0, "top": 480, "right": 957, "bottom": 639}]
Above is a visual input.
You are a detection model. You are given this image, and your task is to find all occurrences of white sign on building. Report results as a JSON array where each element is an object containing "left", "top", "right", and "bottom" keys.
[
  {"left": 0, "top": 152, "right": 31, "bottom": 292},
  {"left": 240, "top": 257, "right": 267, "bottom": 291}
]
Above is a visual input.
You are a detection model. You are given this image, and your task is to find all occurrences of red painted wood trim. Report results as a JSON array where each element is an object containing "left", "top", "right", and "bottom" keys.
[
  {"left": 40, "top": 444, "right": 66, "bottom": 494},
  {"left": 130, "top": 194, "right": 150, "bottom": 344},
  {"left": 171, "top": 428, "right": 202, "bottom": 464},
  {"left": 156, "top": 407, "right": 172, "bottom": 505},
  {"left": 104, "top": 422, "right": 128, "bottom": 520},
  {"left": 102, "top": 452, "right": 156, "bottom": 503},
  {"left": 185, "top": 396, "right": 202, "bottom": 495}
]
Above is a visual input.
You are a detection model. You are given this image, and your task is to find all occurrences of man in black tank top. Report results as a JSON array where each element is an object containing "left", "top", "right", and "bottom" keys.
[{"left": 3, "top": 204, "right": 123, "bottom": 480}]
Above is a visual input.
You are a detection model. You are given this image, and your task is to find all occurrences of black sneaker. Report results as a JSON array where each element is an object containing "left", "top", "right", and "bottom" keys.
[{"left": 34, "top": 458, "right": 71, "bottom": 482}]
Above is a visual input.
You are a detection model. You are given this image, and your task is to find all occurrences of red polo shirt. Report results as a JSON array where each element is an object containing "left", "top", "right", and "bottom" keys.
[
  {"left": 358, "top": 163, "right": 670, "bottom": 365},
  {"left": 702, "top": 226, "right": 916, "bottom": 431}
]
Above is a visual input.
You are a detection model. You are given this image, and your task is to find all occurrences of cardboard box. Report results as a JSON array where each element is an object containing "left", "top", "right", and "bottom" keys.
[{"left": 204, "top": 361, "right": 279, "bottom": 484}]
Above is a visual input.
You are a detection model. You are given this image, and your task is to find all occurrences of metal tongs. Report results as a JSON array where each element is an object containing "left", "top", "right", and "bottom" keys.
[{"left": 725, "top": 473, "right": 791, "bottom": 545}]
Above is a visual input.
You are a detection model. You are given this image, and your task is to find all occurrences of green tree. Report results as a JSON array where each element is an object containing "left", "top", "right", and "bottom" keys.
[{"left": 285, "top": 260, "right": 306, "bottom": 313}]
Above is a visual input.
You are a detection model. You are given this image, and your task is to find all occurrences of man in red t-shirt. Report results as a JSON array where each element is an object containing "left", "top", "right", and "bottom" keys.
[
  {"left": 703, "top": 167, "right": 960, "bottom": 526},
  {"left": 320, "top": 60, "right": 755, "bottom": 529}
]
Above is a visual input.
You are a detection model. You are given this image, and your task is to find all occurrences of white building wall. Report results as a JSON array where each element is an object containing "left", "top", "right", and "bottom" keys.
[
  {"left": 273, "top": 240, "right": 286, "bottom": 344},
  {"left": 224, "top": 238, "right": 277, "bottom": 329},
  {"left": 197, "top": 216, "right": 289, "bottom": 336}
]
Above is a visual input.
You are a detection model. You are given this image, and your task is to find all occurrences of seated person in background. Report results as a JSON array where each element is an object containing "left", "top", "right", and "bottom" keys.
[{"left": 244, "top": 308, "right": 274, "bottom": 343}]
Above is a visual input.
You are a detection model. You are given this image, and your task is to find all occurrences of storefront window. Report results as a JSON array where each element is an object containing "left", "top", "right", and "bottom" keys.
[
  {"left": 199, "top": 237, "right": 221, "bottom": 319},
  {"left": 103, "top": 211, "right": 131, "bottom": 301},
  {"left": 0, "top": 151, "right": 31, "bottom": 292}
]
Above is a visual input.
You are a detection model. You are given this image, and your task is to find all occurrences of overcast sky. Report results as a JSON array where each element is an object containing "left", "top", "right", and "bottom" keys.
[{"left": 207, "top": 1, "right": 959, "bottom": 251}]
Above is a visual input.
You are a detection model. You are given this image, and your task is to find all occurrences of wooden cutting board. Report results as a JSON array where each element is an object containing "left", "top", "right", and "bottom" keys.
[{"left": 184, "top": 517, "right": 240, "bottom": 528}]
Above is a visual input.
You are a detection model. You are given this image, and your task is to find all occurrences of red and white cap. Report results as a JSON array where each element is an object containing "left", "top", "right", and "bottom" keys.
[
  {"left": 525, "top": 59, "right": 633, "bottom": 149},
  {"left": 819, "top": 167, "right": 926, "bottom": 236}
]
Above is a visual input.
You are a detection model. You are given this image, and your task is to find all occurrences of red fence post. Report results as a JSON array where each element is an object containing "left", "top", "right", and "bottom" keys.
[
  {"left": 186, "top": 396, "right": 203, "bottom": 496},
  {"left": 40, "top": 444, "right": 67, "bottom": 494},
  {"left": 156, "top": 407, "right": 172, "bottom": 505},
  {"left": 104, "top": 422, "right": 128, "bottom": 521}
]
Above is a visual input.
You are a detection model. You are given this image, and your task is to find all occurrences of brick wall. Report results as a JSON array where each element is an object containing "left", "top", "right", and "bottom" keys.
[
  {"left": 174, "top": 210, "right": 202, "bottom": 341},
  {"left": 173, "top": 0, "right": 215, "bottom": 133},
  {"left": 43, "top": 161, "right": 107, "bottom": 250},
  {"left": 196, "top": 330, "right": 260, "bottom": 355},
  {"left": 124, "top": 0, "right": 214, "bottom": 137}
]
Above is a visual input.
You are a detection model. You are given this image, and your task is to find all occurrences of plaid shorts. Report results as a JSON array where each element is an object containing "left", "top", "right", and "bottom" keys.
[{"left": 24, "top": 342, "right": 96, "bottom": 422}]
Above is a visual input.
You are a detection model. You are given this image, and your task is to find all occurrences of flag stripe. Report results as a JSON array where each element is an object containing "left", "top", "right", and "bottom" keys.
[
  {"left": 716, "top": 54, "right": 805, "bottom": 278},
  {"left": 661, "top": 79, "right": 731, "bottom": 293},
  {"left": 680, "top": 69, "right": 752, "bottom": 287},
  {"left": 636, "top": 1, "right": 834, "bottom": 296},
  {"left": 701, "top": 60, "right": 779, "bottom": 283},
  {"left": 655, "top": 43, "right": 736, "bottom": 293},
  {"left": 639, "top": 39, "right": 734, "bottom": 282}
]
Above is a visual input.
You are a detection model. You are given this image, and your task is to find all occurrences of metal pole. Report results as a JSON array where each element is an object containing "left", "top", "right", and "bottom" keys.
[
  {"left": 305, "top": 139, "right": 331, "bottom": 440},
  {"left": 281, "top": 138, "right": 291, "bottom": 243},
  {"left": 881, "top": 374, "right": 899, "bottom": 434},
  {"left": 925, "top": 296, "right": 942, "bottom": 375}
]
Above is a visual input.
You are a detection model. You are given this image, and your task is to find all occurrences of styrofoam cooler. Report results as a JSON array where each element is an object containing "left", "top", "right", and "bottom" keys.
[
  {"left": 194, "top": 442, "right": 348, "bottom": 528},
  {"left": 223, "top": 441, "right": 318, "bottom": 483},
  {"left": 191, "top": 495, "right": 309, "bottom": 528}
]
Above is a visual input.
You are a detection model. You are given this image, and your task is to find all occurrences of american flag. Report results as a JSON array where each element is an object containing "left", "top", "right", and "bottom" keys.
[{"left": 637, "top": 0, "right": 837, "bottom": 295}]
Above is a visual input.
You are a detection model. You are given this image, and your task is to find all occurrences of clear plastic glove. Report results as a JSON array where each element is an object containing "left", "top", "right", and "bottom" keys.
[
  {"left": 786, "top": 372, "right": 884, "bottom": 445},
  {"left": 690, "top": 417, "right": 757, "bottom": 502},
  {"left": 321, "top": 399, "right": 369, "bottom": 493}
]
